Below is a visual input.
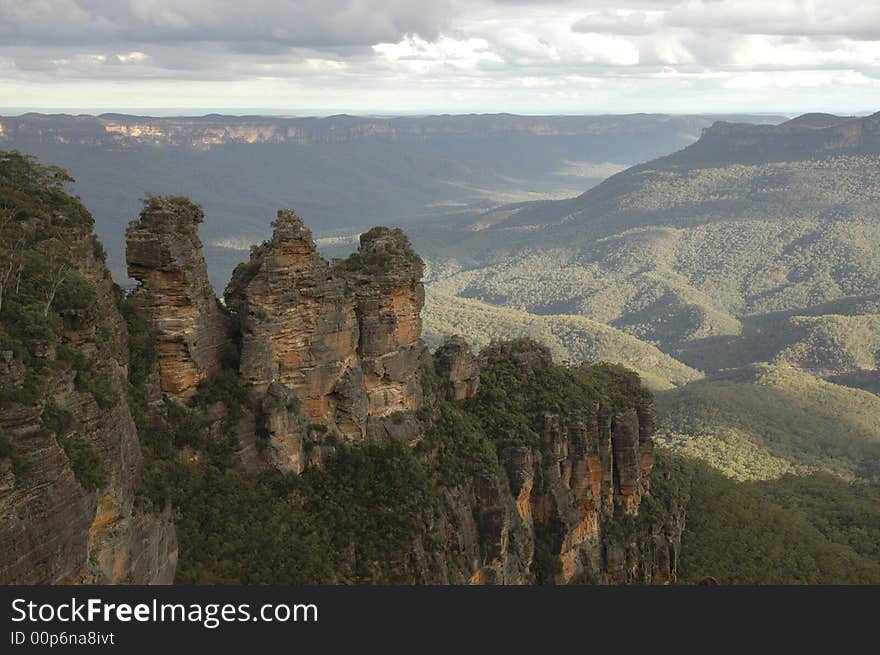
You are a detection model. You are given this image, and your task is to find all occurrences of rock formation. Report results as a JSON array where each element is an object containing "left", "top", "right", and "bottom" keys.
[
  {"left": 339, "top": 227, "right": 426, "bottom": 420},
  {"left": 226, "top": 211, "right": 360, "bottom": 423},
  {"left": 126, "top": 197, "right": 228, "bottom": 400},
  {"left": 2, "top": 161, "right": 681, "bottom": 585},
  {"left": 452, "top": 341, "right": 676, "bottom": 585},
  {"left": 433, "top": 335, "right": 480, "bottom": 400},
  {"left": 224, "top": 213, "right": 426, "bottom": 470}
]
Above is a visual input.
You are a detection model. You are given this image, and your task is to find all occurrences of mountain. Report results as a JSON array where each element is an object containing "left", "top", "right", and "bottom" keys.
[
  {"left": 656, "top": 364, "right": 880, "bottom": 481},
  {"left": 656, "top": 111, "right": 880, "bottom": 166},
  {"left": 415, "top": 112, "right": 880, "bottom": 482},
  {"left": 4, "top": 150, "right": 878, "bottom": 586},
  {"left": 0, "top": 112, "right": 781, "bottom": 287}
]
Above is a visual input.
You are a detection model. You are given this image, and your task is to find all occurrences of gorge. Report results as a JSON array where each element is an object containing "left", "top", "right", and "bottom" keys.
[{"left": 0, "top": 154, "right": 681, "bottom": 584}]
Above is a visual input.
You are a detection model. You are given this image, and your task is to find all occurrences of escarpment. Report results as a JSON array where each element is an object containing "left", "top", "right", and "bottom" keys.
[
  {"left": 421, "top": 340, "right": 679, "bottom": 585},
  {"left": 126, "top": 197, "right": 228, "bottom": 400},
  {"left": 0, "top": 153, "right": 176, "bottom": 584},
  {"left": 2, "top": 161, "right": 682, "bottom": 585}
]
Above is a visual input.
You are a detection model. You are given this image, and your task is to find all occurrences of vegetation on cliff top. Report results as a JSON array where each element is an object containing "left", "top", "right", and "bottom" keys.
[
  {"left": 129, "top": 332, "right": 653, "bottom": 583},
  {"left": 131, "top": 195, "right": 204, "bottom": 238},
  {"left": 0, "top": 151, "right": 110, "bottom": 488},
  {"left": 334, "top": 226, "right": 425, "bottom": 279}
]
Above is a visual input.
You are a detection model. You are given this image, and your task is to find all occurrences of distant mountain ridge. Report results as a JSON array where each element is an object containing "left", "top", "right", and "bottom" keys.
[
  {"left": 0, "top": 112, "right": 783, "bottom": 150},
  {"left": 655, "top": 111, "right": 880, "bottom": 166},
  {"left": 0, "top": 111, "right": 781, "bottom": 287}
]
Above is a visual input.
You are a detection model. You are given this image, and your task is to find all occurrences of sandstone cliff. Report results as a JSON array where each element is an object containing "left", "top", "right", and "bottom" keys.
[
  {"left": 0, "top": 154, "right": 176, "bottom": 583},
  {"left": 338, "top": 227, "right": 426, "bottom": 423},
  {"left": 433, "top": 335, "right": 480, "bottom": 400},
  {"left": 411, "top": 339, "right": 679, "bottom": 585},
  {"left": 126, "top": 197, "right": 228, "bottom": 400},
  {"left": 135, "top": 205, "right": 680, "bottom": 584},
  {"left": 224, "top": 212, "right": 426, "bottom": 471}
]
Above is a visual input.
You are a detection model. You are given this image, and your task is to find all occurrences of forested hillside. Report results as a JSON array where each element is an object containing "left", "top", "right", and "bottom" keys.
[
  {"left": 0, "top": 112, "right": 779, "bottom": 287},
  {"left": 418, "top": 113, "right": 880, "bottom": 486}
]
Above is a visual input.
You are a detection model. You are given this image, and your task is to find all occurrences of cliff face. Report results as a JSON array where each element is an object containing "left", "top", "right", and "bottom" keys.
[
  {"left": 0, "top": 113, "right": 755, "bottom": 150},
  {"left": 433, "top": 336, "right": 480, "bottom": 400},
  {"left": 419, "top": 341, "right": 678, "bottom": 585},
  {"left": 340, "top": 227, "right": 426, "bottom": 422},
  {"left": 226, "top": 211, "right": 360, "bottom": 423},
  {"left": 224, "top": 214, "right": 425, "bottom": 471},
  {"left": 3, "top": 159, "right": 682, "bottom": 584},
  {"left": 130, "top": 205, "right": 679, "bottom": 584},
  {"left": 126, "top": 198, "right": 228, "bottom": 400},
  {"left": 0, "top": 155, "right": 176, "bottom": 583},
  {"left": 663, "top": 111, "right": 880, "bottom": 166}
]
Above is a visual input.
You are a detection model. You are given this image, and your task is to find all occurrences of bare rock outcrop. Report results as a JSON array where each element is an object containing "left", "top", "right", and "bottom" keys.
[
  {"left": 126, "top": 197, "right": 228, "bottom": 400},
  {"left": 337, "top": 227, "right": 426, "bottom": 420},
  {"left": 433, "top": 335, "right": 480, "bottom": 400},
  {"left": 224, "top": 211, "right": 364, "bottom": 471},
  {"left": 224, "top": 214, "right": 427, "bottom": 470}
]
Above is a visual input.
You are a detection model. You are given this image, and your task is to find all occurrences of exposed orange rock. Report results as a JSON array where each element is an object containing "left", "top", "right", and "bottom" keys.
[
  {"left": 224, "top": 213, "right": 427, "bottom": 470},
  {"left": 340, "top": 226, "right": 426, "bottom": 420},
  {"left": 126, "top": 197, "right": 228, "bottom": 400},
  {"left": 227, "top": 211, "right": 360, "bottom": 430},
  {"left": 462, "top": 342, "right": 679, "bottom": 586},
  {"left": 1, "top": 220, "right": 176, "bottom": 584}
]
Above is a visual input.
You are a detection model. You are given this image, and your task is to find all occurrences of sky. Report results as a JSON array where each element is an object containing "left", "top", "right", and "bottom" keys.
[{"left": 1, "top": 0, "right": 879, "bottom": 115}]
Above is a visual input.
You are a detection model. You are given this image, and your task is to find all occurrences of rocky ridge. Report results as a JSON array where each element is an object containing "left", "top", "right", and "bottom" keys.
[{"left": 2, "top": 168, "right": 682, "bottom": 584}]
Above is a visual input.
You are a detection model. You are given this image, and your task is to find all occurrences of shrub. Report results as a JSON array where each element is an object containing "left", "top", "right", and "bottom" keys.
[
  {"left": 58, "top": 435, "right": 105, "bottom": 491},
  {"left": 0, "top": 430, "right": 28, "bottom": 477}
]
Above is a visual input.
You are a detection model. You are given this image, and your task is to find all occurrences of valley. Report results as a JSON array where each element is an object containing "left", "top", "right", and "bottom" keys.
[
  {"left": 2, "top": 110, "right": 880, "bottom": 585},
  {"left": 414, "top": 113, "right": 880, "bottom": 485}
]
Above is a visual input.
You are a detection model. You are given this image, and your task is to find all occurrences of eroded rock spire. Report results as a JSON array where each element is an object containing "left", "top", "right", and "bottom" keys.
[{"left": 126, "top": 197, "right": 228, "bottom": 400}]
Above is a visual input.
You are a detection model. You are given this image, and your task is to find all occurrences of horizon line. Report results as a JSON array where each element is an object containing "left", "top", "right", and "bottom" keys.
[{"left": 0, "top": 107, "right": 811, "bottom": 119}]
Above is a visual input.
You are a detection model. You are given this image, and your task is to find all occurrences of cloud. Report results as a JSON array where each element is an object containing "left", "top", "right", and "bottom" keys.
[
  {"left": 664, "top": 1, "right": 880, "bottom": 41},
  {"left": 722, "top": 69, "right": 879, "bottom": 89},
  {"left": 572, "top": 11, "right": 656, "bottom": 36},
  {"left": 1, "top": 0, "right": 879, "bottom": 113}
]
